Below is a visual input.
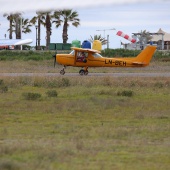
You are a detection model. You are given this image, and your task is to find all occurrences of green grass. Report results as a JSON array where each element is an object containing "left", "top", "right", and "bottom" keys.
[
  {"left": 1, "top": 49, "right": 170, "bottom": 60},
  {"left": 0, "top": 50, "right": 54, "bottom": 61},
  {"left": 0, "top": 76, "right": 170, "bottom": 170}
]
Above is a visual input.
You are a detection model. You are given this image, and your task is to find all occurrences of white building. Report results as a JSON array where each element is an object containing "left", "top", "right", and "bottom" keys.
[{"left": 151, "top": 28, "right": 170, "bottom": 50}]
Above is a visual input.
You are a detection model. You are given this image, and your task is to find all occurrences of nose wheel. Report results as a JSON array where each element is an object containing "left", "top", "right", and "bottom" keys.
[
  {"left": 60, "top": 66, "right": 66, "bottom": 75},
  {"left": 60, "top": 69, "right": 65, "bottom": 75}
]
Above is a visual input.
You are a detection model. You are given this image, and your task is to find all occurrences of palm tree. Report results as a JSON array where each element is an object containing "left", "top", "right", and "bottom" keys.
[
  {"left": 12, "top": 13, "right": 23, "bottom": 39},
  {"left": 13, "top": 17, "right": 32, "bottom": 36},
  {"left": 3, "top": 12, "right": 31, "bottom": 40},
  {"left": 138, "top": 30, "right": 152, "bottom": 47},
  {"left": 3, "top": 13, "right": 14, "bottom": 39},
  {"left": 30, "top": 12, "right": 45, "bottom": 50},
  {"left": 22, "top": 18, "right": 32, "bottom": 34},
  {"left": 43, "top": 11, "right": 52, "bottom": 50},
  {"left": 53, "top": 9, "right": 80, "bottom": 43},
  {"left": 32, "top": 11, "right": 52, "bottom": 50},
  {"left": 89, "top": 34, "right": 107, "bottom": 45}
]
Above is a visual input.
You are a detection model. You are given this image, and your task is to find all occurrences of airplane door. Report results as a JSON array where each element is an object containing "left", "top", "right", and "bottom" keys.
[{"left": 76, "top": 51, "right": 88, "bottom": 63}]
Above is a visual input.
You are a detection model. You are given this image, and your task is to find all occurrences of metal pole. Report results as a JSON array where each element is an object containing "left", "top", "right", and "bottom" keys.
[
  {"left": 20, "top": 17, "right": 22, "bottom": 50},
  {"left": 96, "top": 28, "right": 116, "bottom": 49},
  {"left": 107, "top": 35, "right": 109, "bottom": 49},
  {"left": 162, "top": 34, "right": 164, "bottom": 50}
]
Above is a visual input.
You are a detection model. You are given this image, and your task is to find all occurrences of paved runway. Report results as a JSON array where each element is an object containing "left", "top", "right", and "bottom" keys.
[{"left": 0, "top": 72, "right": 170, "bottom": 77}]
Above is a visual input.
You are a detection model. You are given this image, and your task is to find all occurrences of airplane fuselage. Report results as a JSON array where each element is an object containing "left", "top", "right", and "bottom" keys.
[
  {"left": 56, "top": 54, "right": 146, "bottom": 68},
  {"left": 55, "top": 46, "right": 156, "bottom": 75}
]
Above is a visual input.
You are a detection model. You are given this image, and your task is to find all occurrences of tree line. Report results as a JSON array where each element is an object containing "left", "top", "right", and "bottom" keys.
[{"left": 3, "top": 9, "right": 80, "bottom": 50}]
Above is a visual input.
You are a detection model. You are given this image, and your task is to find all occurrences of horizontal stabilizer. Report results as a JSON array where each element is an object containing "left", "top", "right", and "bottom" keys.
[{"left": 132, "top": 62, "right": 146, "bottom": 66}]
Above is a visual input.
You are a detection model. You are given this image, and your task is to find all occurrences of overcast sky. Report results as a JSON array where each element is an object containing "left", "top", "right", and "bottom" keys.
[{"left": 0, "top": 0, "right": 170, "bottom": 49}]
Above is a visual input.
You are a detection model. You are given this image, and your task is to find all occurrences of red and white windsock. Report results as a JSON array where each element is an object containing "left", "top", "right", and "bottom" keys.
[{"left": 116, "top": 31, "right": 136, "bottom": 43}]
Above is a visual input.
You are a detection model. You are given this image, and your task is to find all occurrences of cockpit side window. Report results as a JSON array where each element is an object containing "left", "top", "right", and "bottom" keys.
[
  {"left": 92, "top": 53, "right": 102, "bottom": 58},
  {"left": 76, "top": 51, "right": 88, "bottom": 62}
]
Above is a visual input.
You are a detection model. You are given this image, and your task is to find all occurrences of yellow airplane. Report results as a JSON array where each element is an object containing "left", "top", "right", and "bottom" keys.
[{"left": 53, "top": 45, "right": 156, "bottom": 75}]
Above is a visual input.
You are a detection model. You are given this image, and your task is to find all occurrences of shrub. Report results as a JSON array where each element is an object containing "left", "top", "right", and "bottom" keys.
[
  {"left": 46, "top": 90, "right": 58, "bottom": 97},
  {"left": 0, "top": 79, "right": 8, "bottom": 93},
  {"left": 0, "top": 159, "right": 20, "bottom": 170},
  {"left": 117, "top": 90, "right": 134, "bottom": 97},
  {"left": 154, "top": 82, "right": 164, "bottom": 88},
  {"left": 60, "top": 78, "right": 70, "bottom": 87},
  {"left": 0, "top": 79, "right": 4, "bottom": 85},
  {"left": 102, "top": 48, "right": 140, "bottom": 57},
  {"left": 22, "top": 92, "right": 42, "bottom": 100},
  {"left": 0, "top": 51, "right": 54, "bottom": 61},
  {"left": 0, "top": 86, "right": 8, "bottom": 93}
]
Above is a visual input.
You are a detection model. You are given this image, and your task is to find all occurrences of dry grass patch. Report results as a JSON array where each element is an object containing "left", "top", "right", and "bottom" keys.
[{"left": 0, "top": 60, "right": 170, "bottom": 73}]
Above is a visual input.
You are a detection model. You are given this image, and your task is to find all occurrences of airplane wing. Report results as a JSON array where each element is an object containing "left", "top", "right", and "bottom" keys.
[
  {"left": 0, "top": 39, "right": 33, "bottom": 46},
  {"left": 71, "top": 47, "right": 101, "bottom": 53}
]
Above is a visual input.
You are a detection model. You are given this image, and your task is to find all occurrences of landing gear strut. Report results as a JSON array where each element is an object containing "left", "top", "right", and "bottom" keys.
[
  {"left": 79, "top": 67, "right": 88, "bottom": 76},
  {"left": 60, "top": 66, "right": 66, "bottom": 75}
]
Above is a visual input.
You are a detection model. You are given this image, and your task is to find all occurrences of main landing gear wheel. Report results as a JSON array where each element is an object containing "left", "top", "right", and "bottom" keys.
[
  {"left": 79, "top": 69, "right": 85, "bottom": 76},
  {"left": 84, "top": 70, "right": 88, "bottom": 75},
  {"left": 79, "top": 69, "right": 88, "bottom": 76}
]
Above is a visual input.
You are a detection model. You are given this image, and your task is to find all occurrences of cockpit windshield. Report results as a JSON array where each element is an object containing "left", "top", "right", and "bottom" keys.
[
  {"left": 70, "top": 50, "right": 75, "bottom": 56},
  {"left": 92, "top": 53, "right": 103, "bottom": 58}
]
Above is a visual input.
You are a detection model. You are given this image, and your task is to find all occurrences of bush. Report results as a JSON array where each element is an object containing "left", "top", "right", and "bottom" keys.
[
  {"left": 0, "top": 86, "right": 8, "bottom": 93},
  {"left": 0, "top": 79, "right": 4, "bottom": 85},
  {"left": 154, "top": 82, "right": 164, "bottom": 88},
  {"left": 22, "top": 92, "right": 42, "bottom": 100},
  {"left": 102, "top": 48, "right": 140, "bottom": 57},
  {"left": 47, "top": 78, "right": 70, "bottom": 88},
  {"left": 0, "top": 79, "right": 8, "bottom": 93},
  {"left": 46, "top": 90, "right": 58, "bottom": 97},
  {"left": 0, "top": 51, "right": 54, "bottom": 61},
  {"left": 102, "top": 48, "right": 170, "bottom": 59},
  {"left": 60, "top": 78, "right": 70, "bottom": 87},
  {"left": 117, "top": 90, "right": 134, "bottom": 97}
]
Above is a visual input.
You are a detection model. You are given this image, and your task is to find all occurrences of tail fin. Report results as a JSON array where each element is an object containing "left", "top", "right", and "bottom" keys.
[{"left": 135, "top": 46, "right": 157, "bottom": 66}]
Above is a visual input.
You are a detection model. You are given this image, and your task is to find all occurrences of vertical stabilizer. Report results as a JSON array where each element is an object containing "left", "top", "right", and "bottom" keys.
[{"left": 135, "top": 46, "right": 156, "bottom": 65}]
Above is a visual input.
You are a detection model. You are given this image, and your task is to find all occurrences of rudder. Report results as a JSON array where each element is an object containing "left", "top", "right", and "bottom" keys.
[{"left": 135, "top": 46, "right": 157, "bottom": 65}]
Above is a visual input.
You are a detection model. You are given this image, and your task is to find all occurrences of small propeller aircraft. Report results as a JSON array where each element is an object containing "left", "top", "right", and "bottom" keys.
[
  {"left": 0, "top": 39, "right": 33, "bottom": 50},
  {"left": 53, "top": 45, "right": 156, "bottom": 75}
]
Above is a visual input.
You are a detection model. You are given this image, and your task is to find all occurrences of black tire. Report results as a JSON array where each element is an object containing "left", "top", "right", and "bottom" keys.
[
  {"left": 79, "top": 69, "right": 85, "bottom": 76},
  {"left": 60, "top": 70, "right": 65, "bottom": 75}
]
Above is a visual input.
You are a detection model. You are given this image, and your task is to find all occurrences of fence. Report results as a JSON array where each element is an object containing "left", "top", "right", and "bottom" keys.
[{"left": 49, "top": 43, "right": 71, "bottom": 50}]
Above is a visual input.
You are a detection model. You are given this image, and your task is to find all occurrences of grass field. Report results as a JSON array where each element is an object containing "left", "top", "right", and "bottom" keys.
[{"left": 0, "top": 60, "right": 170, "bottom": 170}]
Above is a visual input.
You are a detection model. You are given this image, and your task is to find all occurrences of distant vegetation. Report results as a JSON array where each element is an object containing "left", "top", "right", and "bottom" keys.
[
  {"left": 103, "top": 48, "right": 170, "bottom": 59},
  {"left": 0, "top": 49, "right": 170, "bottom": 61},
  {"left": 0, "top": 50, "right": 54, "bottom": 61}
]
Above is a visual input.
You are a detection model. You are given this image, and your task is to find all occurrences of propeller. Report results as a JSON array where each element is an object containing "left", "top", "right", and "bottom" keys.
[{"left": 53, "top": 53, "right": 57, "bottom": 67}]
